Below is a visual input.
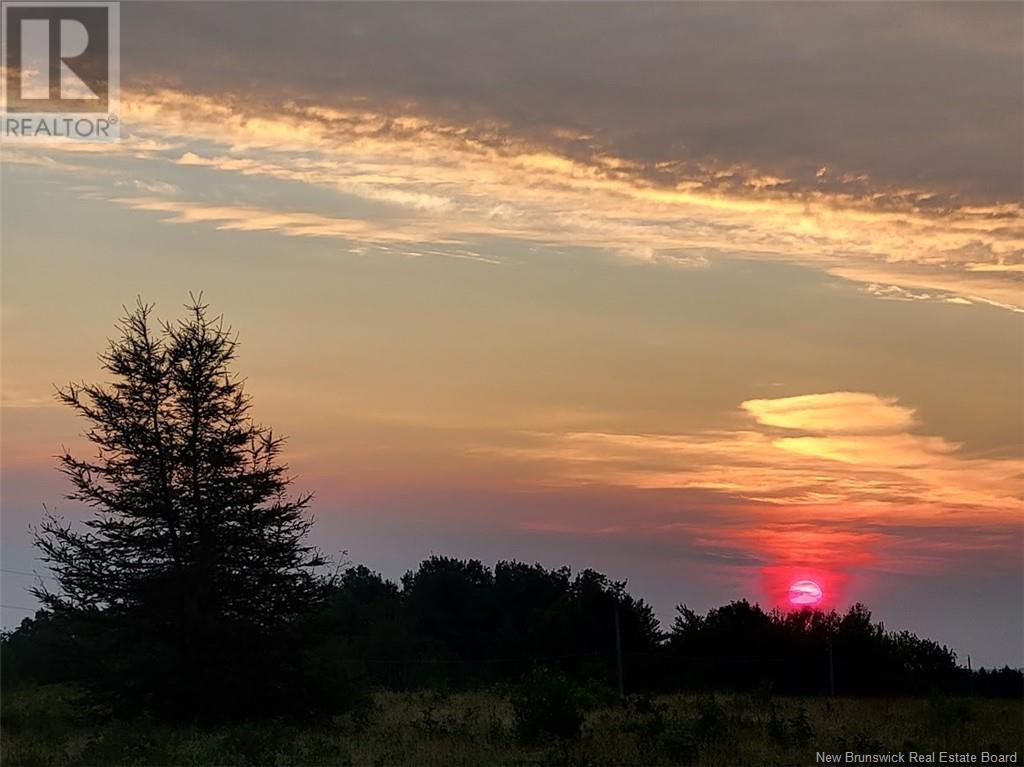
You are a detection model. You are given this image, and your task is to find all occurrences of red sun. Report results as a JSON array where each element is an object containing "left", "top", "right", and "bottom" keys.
[{"left": 788, "top": 579, "right": 823, "bottom": 607}]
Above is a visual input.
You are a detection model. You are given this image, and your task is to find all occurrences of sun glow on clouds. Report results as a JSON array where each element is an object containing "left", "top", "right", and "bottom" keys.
[
  {"left": 4, "top": 87, "right": 1022, "bottom": 310},
  {"left": 485, "top": 392, "right": 1022, "bottom": 515},
  {"left": 479, "top": 392, "right": 1023, "bottom": 598}
]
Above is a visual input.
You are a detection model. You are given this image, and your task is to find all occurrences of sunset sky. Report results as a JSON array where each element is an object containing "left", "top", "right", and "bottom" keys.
[{"left": 2, "top": 2, "right": 1021, "bottom": 666}]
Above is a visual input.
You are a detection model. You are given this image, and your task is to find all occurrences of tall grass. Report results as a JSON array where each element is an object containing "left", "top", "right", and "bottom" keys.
[{"left": 2, "top": 684, "right": 1020, "bottom": 766}]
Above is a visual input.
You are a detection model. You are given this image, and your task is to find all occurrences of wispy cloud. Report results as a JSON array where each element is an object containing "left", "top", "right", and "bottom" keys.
[
  {"left": 106, "top": 195, "right": 498, "bottom": 264},
  {"left": 7, "top": 87, "right": 1022, "bottom": 310},
  {"left": 111, "top": 196, "right": 456, "bottom": 243},
  {"left": 0, "top": 392, "right": 57, "bottom": 410}
]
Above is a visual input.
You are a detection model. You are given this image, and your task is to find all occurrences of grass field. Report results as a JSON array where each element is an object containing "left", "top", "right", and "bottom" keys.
[{"left": 2, "top": 684, "right": 1021, "bottom": 766}]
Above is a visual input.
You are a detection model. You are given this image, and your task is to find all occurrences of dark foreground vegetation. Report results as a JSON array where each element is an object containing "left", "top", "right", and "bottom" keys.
[
  {"left": 3, "top": 683, "right": 1021, "bottom": 767},
  {"left": 6, "top": 558, "right": 1023, "bottom": 707},
  {"left": 2, "top": 298, "right": 1020, "bottom": 765}
]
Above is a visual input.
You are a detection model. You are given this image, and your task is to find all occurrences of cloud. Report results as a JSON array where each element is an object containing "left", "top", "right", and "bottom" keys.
[
  {"left": 11, "top": 86, "right": 1020, "bottom": 310},
  {"left": 110, "top": 196, "right": 443, "bottom": 241},
  {"left": 465, "top": 390, "right": 1021, "bottom": 591},
  {"left": 742, "top": 392, "right": 917, "bottom": 435},
  {"left": 863, "top": 284, "right": 975, "bottom": 307},
  {"left": 123, "top": 179, "right": 180, "bottom": 195},
  {"left": 0, "top": 392, "right": 57, "bottom": 409},
  {"left": 118, "top": 3, "right": 1022, "bottom": 203},
  {"left": 773, "top": 434, "right": 958, "bottom": 468},
  {"left": 480, "top": 392, "right": 1024, "bottom": 517},
  {"left": 106, "top": 195, "right": 498, "bottom": 264},
  {"left": 832, "top": 264, "right": 1024, "bottom": 314}
]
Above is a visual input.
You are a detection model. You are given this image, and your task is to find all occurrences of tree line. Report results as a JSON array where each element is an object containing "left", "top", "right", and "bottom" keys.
[{"left": 4, "top": 555, "right": 1020, "bottom": 713}]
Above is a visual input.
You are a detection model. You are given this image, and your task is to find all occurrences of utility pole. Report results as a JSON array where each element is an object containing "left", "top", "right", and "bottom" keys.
[
  {"left": 827, "top": 631, "right": 835, "bottom": 697},
  {"left": 614, "top": 602, "right": 625, "bottom": 699},
  {"left": 967, "top": 655, "right": 974, "bottom": 697}
]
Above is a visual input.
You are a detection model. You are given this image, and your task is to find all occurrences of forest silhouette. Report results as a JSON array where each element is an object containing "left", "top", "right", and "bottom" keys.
[{"left": 3, "top": 299, "right": 1020, "bottom": 723}]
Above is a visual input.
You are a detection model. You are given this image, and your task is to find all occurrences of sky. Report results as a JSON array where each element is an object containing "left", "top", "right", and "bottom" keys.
[{"left": 1, "top": 2, "right": 1022, "bottom": 666}]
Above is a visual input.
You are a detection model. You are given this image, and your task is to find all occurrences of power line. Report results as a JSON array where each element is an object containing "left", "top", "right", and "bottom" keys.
[
  {"left": 364, "top": 651, "right": 609, "bottom": 665},
  {"left": 0, "top": 604, "right": 38, "bottom": 612}
]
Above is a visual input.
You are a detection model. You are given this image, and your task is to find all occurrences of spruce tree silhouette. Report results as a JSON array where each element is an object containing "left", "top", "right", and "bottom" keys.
[{"left": 33, "top": 297, "right": 330, "bottom": 720}]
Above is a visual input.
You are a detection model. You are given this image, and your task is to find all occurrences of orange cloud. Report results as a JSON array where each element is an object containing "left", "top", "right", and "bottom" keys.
[
  {"left": 480, "top": 392, "right": 1023, "bottom": 519},
  {"left": 741, "top": 392, "right": 916, "bottom": 434},
  {"left": 7, "top": 87, "right": 1022, "bottom": 310}
]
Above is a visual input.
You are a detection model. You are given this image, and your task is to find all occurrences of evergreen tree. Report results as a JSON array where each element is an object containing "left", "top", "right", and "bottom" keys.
[{"left": 33, "top": 297, "right": 330, "bottom": 719}]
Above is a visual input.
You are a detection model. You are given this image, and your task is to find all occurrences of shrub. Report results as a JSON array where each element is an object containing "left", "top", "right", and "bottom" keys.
[
  {"left": 622, "top": 693, "right": 667, "bottom": 738},
  {"left": 789, "top": 706, "right": 814, "bottom": 746},
  {"left": 768, "top": 704, "right": 814, "bottom": 747},
  {"left": 694, "top": 694, "right": 728, "bottom": 743},
  {"left": 510, "top": 669, "right": 584, "bottom": 744}
]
